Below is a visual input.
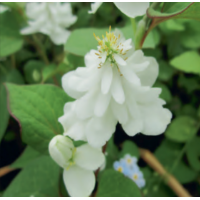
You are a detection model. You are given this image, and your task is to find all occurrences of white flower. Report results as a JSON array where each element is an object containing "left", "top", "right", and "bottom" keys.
[
  {"left": 88, "top": 2, "right": 149, "bottom": 18},
  {"left": 59, "top": 27, "right": 172, "bottom": 148},
  {"left": 20, "top": 2, "right": 77, "bottom": 45},
  {"left": 0, "top": 5, "right": 9, "bottom": 13},
  {"left": 49, "top": 135, "right": 105, "bottom": 197}
]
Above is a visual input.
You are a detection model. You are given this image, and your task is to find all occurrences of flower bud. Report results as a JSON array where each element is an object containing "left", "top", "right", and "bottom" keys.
[{"left": 49, "top": 135, "right": 74, "bottom": 168}]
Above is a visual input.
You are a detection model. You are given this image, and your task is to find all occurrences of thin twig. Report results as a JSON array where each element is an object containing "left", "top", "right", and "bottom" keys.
[
  {"left": 0, "top": 165, "right": 15, "bottom": 177},
  {"left": 139, "top": 148, "right": 192, "bottom": 197}
]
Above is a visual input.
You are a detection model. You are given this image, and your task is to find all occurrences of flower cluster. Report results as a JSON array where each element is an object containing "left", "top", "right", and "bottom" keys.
[
  {"left": 49, "top": 135, "right": 105, "bottom": 197},
  {"left": 20, "top": 2, "right": 77, "bottom": 45},
  {"left": 58, "top": 27, "right": 172, "bottom": 148},
  {"left": 114, "top": 154, "right": 145, "bottom": 188}
]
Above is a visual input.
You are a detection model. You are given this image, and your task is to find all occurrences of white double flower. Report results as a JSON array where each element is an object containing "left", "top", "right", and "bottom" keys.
[
  {"left": 89, "top": 2, "right": 149, "bottom": 18},
  {"left": 59, "top": 28, "right": 172, "bottom": 148},
  {"left": 49, "top": 135, "right": 105, "bottom": 197},
  {"left": 20, "top": 2, "right": 77, "bottom": 45}
]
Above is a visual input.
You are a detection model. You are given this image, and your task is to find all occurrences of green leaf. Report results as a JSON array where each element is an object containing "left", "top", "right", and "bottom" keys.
[
  {"left": 176, "top": 104, "right": 197, "bottom": 118},
  {"left": 6, "top": 83, "right": 73, "bottom": 154},
  {"left": 154, "top": 82, "right": 172, "bottom": 103},
  {"left": 42, "top": 64, "right": 68, "bottom": 83},
  {"left": 165, "top": 116, "right": 199, "bottom": 143},
  {"left": 65, "top": 26, "right": 160, "bottom": 57},
  {"left": 3, "top": 156, "right": 60, "bottom": 197},
  {"left": 155, "top": 139, "right": 198, "bottom": 183},
  {"left": 0, "top": 11, "right": 23, "bottom": 57},
  {"left": 157, "top": 60, "right": 174, "bottom": 81},
  {"left": 96, "top": 169, "right": 141, "bottom": 197},
  {"left": 147, "top": 2, "right": 200, "bottom": 27},
  {"left": 105, "top": 136, "right": 119, "bottom": 169},
  {"left": 23, "top": 60, "right": 44, "bottom": 84},
  {"left": 170, "top": 51, "right": 200, "bottom": 74},
  {"left": 119, "top": 140, "right": 139, "bottom": 159},
  {"left": 186, "top": 136, "right": 200, "bottom": 171},
  {"left": 0, "top": 66, "right": 24, "bottom": 142},
  {"left": 11, "top": 146, "right": 41, "bottom": 168},
  {"left": 178, "top": 75, "right": 200, "bottom": 93},
  {"left": 0, "top": 85, "right": 9, "bottom": 142}
]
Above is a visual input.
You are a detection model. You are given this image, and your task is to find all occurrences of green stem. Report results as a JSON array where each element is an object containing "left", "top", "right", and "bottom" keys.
[
  {"left": 32, "top": 34, "right": 49, "bottom": 65},
  {"left": 10, "top": 54, "right": 16, "bottom": 68},
  {"left": 131, "top": 18, "right": 137, "bottom": 42},
  {"left": 169, "top": 139, "right": 193, "bottom": 174}
]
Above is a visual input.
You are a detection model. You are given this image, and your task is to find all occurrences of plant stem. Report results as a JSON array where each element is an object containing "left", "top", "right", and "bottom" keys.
[
  {"left": 139, "top": 148, "right": 192, "bottom": 197},
  {"left": 169, "top": 139, "right": 193, "bottom": 174},
  {"left": 131, "top": 18, "right": 137, "bottom": 42},
  {"left": 32, "top": 34, "right": 49, "bottom": 65},
  {"left": 11, "top": 54, "right": 16, "bottom": 68}
]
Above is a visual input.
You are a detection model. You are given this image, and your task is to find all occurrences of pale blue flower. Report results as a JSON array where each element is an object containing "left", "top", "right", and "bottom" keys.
[{"left": 113, "top": 154, "right": 145, "bottom": 188}]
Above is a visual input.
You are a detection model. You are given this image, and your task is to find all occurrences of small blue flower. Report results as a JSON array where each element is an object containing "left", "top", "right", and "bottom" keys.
[
  {"left": 120, "top": 154, "right": 139, "bottom": 171},
  {"left": 113, "top": 154, "right": 146, "bottom": 188},
  {"left": 113, "top": 160, "right": 130, "bottom": 176},
  {"left": 127, "top": 169, "right": 146, "bottom": 188}
]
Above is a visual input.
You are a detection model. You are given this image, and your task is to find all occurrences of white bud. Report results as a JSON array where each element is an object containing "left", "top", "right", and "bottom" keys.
[{"left": 49, "top": 135, "right": 74, "bottom": 168}]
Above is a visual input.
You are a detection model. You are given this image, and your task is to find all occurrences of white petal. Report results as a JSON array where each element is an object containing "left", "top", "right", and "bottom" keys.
[
  {"left": 86, "top": 110, "right": 117, "bottom": 148},
  {"left": 101, "top": 65, "right": 113, "bottom": 94},
  {"left": 122, "top": 118, "right": 143, "bottom": 136},
  {"left": 111, "top": 68, "right": 125, "bottom": 104},
  {"left": 20, "top": 26, "right": 38, "bottom": 35},
  {"left": 94, "top": 92, "right": 111, "bottom": 117},
  {"left": 0, "top": 5, "right": 9, "bottom": 13},
  {"left": 74, "top": 144, "right": 105, "bottom": 171},
  {"left": 136, "top": 57, "right": 159, "bottom": 87},
  {"left": 49, "top": 135, "right": 74, "bottom": 168},
  {"left": 63, "top": 166, "right": 95, "bottom": 197},
  {"left": 61, "top": 71, "right": 84, "bottom": 99},
  {"left": 114, "top": 2, "right": 149, "bottom": 18},
  {"left": 48, "top": 28, "right": 71, "bottom": 45},
  {"left": 84, "top": 50, "right": 101, "bottom": 68},
  {"left": 66, "top": 121, "right": 87, "bottom": 141},
  {"left": 118, "top": 64, "right": 141, "bottom": 86},
  {"left": 26, "top": 3, "right": 46, "bottom": 19},
  {"left": 140, "top": 101, "right": 172, "bottom": 135},
  {"left": 111, "top": 99, "right": 128, "bottom": 124},
  {"left": 114, "top": 54, "right": 126, "bottom": 66},
  {"left": 75, "top": 88, "right": 97, "bottom": 119},
  {"left": 88, "top": 2, "right": 103, "bottom": 14}
]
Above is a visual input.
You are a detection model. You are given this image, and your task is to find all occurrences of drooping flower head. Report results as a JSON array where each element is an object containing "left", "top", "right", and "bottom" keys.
[
  {"left": 59, "top": 27, "right": 172, "bottom": 148},
  {"left": 20, "top": 2, "right": 77, "bottom": 45},
  {"left": 49, "top": 135, "right": 105, "bottom": 197}
]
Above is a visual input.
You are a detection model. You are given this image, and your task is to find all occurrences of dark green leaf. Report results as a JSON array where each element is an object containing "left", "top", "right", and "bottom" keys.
[
  {"left": 119, "top": 140, "right": 139, "bottom": 159},
  {"left": 105, "top": 136, "right": 119, "bottom": 169},
  {"left": 165, "top": 116, "right": 199, "bottom": 142},
  {"left": 0, "top": 11, "right": 23, "bottom": 57},
  {"left": 3, "top": 156, "right": 60, "bottom": 197},
  {"left": 157, "top": 60, "right": 174, "bottom": 82},
  {"left": 155, "top": 139, "right": 198, "bottom": 183},
  {"left": 11, "top": 146, "right": 41, "bottom": 168},
  {"left": 154, "top": 82, "right": 172, "bottom": 103},
  {"left": 186, "top": 137, "right": 200, "bottom": 171},
  {"left": 0, "top": 66, "right": 24, "bottom": 142},
  {"left": 96, "top": 169, "right": 141, "bottom": 197}
]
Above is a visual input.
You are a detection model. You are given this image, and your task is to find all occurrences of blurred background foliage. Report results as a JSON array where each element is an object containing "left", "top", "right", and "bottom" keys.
[{"left": 0, "top": 2, "right": 200, "bottom": 197}]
